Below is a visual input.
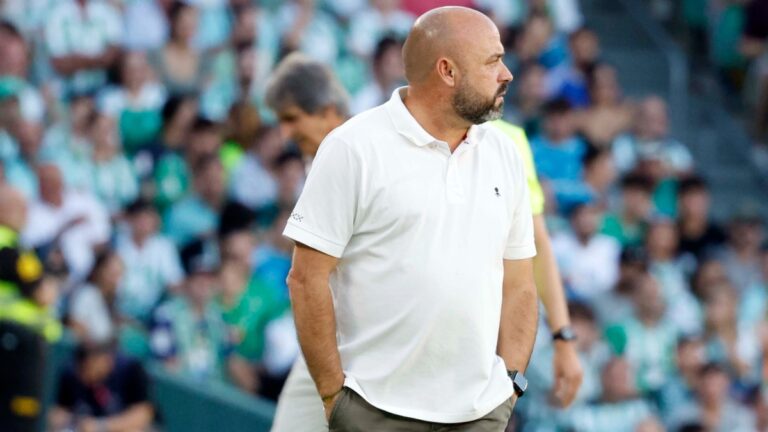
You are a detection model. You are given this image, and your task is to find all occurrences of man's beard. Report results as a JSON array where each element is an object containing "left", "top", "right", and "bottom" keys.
[{"left": 452, "top": 81, "right": 507, "bottom": 124}]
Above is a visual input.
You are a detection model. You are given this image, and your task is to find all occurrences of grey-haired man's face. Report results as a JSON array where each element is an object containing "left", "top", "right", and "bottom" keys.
[{"left": 276, "top": 105, "right": 345, "bottom": 157}]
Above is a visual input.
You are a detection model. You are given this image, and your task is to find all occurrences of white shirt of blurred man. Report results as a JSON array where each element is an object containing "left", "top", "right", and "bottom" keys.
[{"left": 22, "top": 163, "right": 110, "bottom": 282}]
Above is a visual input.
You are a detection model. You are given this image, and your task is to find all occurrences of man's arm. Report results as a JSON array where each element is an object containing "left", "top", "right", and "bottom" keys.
[
  {"left": 497, "top": 257, "right": 538, "bottom": 374},
  {"left": 532, "top": 214, "right": 583, "bottom": 407},
  {"left": 286, "top": 242, "right": 345, "bottom": 417},
  {"left": 50, "top": 46, "right": 121, "bottom": 76},
  {"left": 78, "top": 403, "right": 153, "bottom": 432}
]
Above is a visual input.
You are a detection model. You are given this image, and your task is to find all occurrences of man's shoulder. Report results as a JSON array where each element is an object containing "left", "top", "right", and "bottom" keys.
[
  {"left": 322, "top": 105, "right": 394, "bottom": 152},
  {"left": 332, "top": 105, "right": 391, "bottom": 138}
]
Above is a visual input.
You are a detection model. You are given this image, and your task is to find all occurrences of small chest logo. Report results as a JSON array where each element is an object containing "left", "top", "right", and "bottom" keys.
[{"left": 494, "top": 187, "right": 501, "bottom": 197}]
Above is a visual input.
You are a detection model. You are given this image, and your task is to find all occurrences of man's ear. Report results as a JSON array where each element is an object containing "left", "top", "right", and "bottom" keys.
[{"left": 436, "top": 58, "right": 457, "bottom": 87}]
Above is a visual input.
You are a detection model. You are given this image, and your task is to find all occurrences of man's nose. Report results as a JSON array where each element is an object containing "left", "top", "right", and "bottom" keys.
[{"left": 278, "top": 122, "right": 295, "bottom": 141}]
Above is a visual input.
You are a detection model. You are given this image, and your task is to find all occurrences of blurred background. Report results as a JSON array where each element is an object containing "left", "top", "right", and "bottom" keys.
[{"left": 0, "top": 0, "right": 765, "bottom": 431}]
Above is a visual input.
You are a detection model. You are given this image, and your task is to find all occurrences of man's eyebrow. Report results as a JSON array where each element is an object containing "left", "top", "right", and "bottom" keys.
[{"left": 487, "top": 52, "right": 505, "bottom": 61}]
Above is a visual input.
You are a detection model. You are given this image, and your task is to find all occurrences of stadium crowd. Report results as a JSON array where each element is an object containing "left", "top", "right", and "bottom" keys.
[{"left": 0, "top": 0, "right": 765, "bottom": 431}]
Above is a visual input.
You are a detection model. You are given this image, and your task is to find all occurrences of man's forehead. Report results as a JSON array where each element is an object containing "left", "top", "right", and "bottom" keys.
[{"left": 278, "top": 105, "right": 309, "bottom": 120}]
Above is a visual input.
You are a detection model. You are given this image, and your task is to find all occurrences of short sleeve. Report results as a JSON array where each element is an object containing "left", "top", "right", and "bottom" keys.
[
  {"left": 283, "top": 136, "right": 360, "bottom": 258},
  {"left": 503, "top": 144, "right": 537, "bottom": 261}
]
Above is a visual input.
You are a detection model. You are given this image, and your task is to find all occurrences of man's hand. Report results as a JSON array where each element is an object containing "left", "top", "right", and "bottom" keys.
[
  {"left": 322, "top": 386, "right": 345, "bottom": 422},
  {"left": 551, "top": 341, "right": 583, "bottom": 408}
]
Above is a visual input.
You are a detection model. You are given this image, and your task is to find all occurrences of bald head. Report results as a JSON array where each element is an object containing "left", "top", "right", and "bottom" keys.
[
  {"left": 403, "top": 7, "right": 499, "bottom": 85},
  {"left": 0, "top": 185, "right": 27, "bottom": 231}
]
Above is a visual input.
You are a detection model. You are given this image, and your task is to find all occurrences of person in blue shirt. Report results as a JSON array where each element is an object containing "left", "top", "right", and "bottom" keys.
[{"left": 531, "top": 98, "right": 588, "bottom": 212}]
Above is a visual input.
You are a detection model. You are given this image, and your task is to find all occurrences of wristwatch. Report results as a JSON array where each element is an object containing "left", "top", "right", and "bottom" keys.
[
  {"left": 507, "top": 370, "right": 527, "bottom": 398},
  {"left": 552, "top": 325, "right": 577, "bottom": 342}
]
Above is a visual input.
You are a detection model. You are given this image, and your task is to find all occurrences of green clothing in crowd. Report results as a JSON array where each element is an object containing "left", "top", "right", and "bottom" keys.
[{"left": 218, "top": 276, "right": 288, "bottom": 363}]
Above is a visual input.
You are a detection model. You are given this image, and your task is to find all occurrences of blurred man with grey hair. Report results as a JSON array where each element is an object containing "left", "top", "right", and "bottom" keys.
[
  {"left": 265, "top": 52, "right": 349, "bottom": 158},
  {"left": 267, "top": 51, "right": 351, "bottom": 431}
]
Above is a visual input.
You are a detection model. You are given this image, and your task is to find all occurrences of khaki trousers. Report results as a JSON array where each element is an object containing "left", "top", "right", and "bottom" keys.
[{"left": 328, "top": 388, "right": 516, "bottom": 432}]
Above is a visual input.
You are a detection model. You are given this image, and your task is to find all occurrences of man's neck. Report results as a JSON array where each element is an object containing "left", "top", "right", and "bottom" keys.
[{"left": 403, "top": 87, "right": 469, "bottom": 152}]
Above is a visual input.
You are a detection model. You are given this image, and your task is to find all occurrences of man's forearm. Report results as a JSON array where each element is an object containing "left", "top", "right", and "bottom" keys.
[
  {"left": 532, "top": 215, "right": 570, "bottom": 332},
  {"left": 498, "top": 259, "right": 538, "bottom": 372},
  {"left": 103, "top": 403, "right": 153, "bottom": 431},
  {"left": 287, "top": 268, "right": 344, "bottom": 397}
]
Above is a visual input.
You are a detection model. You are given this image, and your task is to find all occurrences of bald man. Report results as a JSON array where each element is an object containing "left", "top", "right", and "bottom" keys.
[{"left": 275, "top": 7, "right": 537, "bottom": 431}]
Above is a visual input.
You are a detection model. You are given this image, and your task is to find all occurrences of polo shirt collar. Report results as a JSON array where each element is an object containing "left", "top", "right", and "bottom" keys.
[
  {"left": 385, "top": 87, "right": 487, "bottom": 149},
  {"left": 385, "top": 87, "right": 437, "bottom": 147}
]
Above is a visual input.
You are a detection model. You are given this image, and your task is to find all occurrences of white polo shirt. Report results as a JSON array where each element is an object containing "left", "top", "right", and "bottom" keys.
[{"left": 283, "top": 88, "right": 536, "bottom": 423}]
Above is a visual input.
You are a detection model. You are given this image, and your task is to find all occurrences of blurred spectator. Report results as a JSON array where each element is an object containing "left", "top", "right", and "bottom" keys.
[
  {"left": 521, "top": 302, "right": 611, "bottom": 429},
  {"left": 277, "top": 0, "right": 341, "bottom": 65},
  {"left": 0, "top": 0, "right": 51, "bottom": 38},
  {"left": 669, "top": 362, "right": 757, "bottom": 431},
  {"left": 40, "top": 93, "right": 95, "bottom": 191},
  {"left": 740, "top": 244, "right": 768, "bottom": 326},
  {"left": 600, "top": 175, "right": 654, "bottom": 248},
  {"left": 86, "top": 113, "right": 140, "bottom": 215},
  {"left": 122, "top": 0, "right": 170, "bottom": 52},
  {"left": 0, "top": 85, "right": 41, "bottom": 200},
  {"left": 690, "top": 258, "right": 730, "bottom": 301},
  {"left": 506, "top": 64, "right": 548, "bottom": 137},
  {"left": 553, "top": 202, "right": 621, "bottom": 300},
  {"left": 163, "top": 154, "right": 226, "bottom": 247},
  {"left": 154, "top": 116, "right": 220, "bottom": 211},
  {"left": 702, "top": 282, "right": 762, "bottom": 382},
  {"left": 253, "top": 207, "right": 294, "bottom": 302},
  {"left": 613, "top": 96, "right": 693, "bottom": 177},
  {"left": 719, "top": 211, "right": 765, "bottom": 293},
  {"left": 676, "top": 176, "right": 727, "bottom": 265},
  {"left": 22, "top": 163, "right": 110, "bottom": 281},
  {"left": 151, "top": 1, "right": 208, "bottom": 96},
  {"left": 593, "top": 248, "right": 648, "bottom": 325},
  {"left": 150, "top": 241, "right": 231, "bottom": 382},
  {"left": 49, "top": 341, "right": 153, "bottom": 432},
  {"left": 531, "top": 98, "right": 588, "bottom": 211},
  {"left": 577, "top": 64, "right": 634, "bottom": 147},
  {"left": 69, "top": 249, "right": 123, "bottom": 344},
  {"left": 647, "top": 219, "right": 702, "bottom": 335},
  {"left": 741, "top": 0, "right": 768, "bottom": 167},
  {"left": 116, "top": 199, "right": 183, "bottom": 324},
  {"left": 0, "top": 21, "right": 45, "bottom": 125},
  {"left": 217, "top": 228, "right": 289, "bottom": 394},
  {"left": 45, "top": 0, "right": 121, "bottom": 96},
  {"left": 565, "top": 357, "right": 656, "bottom": 432},
  {"left": 347, "top": 0, "right": 414, "bottom": 59},
  {"left": 581, "top": 147, "right": 616, "bottom": 210},
  {"left": 351, "top": 37, "right": 405, "bottom": 113},
  {"left": 604, "top": 272, "right": 679, "bottom": 394},
  {"left": 229, "top": 126, "right": 282, "bottom": 212},
  {"left": 557, "top": 27, "right": 600, "bottom": 108},
  {"left": 187, "top": 0, "right": 231, "bottom": 51},
  {"left": 658, "top": 336, "right": 706, "bottom": 425},
  {"left": 99, "top": 52, "right": 167, "bottom": 156}
]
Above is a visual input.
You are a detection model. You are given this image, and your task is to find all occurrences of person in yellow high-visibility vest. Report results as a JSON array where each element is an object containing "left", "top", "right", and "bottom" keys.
[
  {"left": 0, "top": 185, "right": 30, "bottom": 300},
  {"left": 0, "top": 185, "right": 60, "bottom": 432},
  {"left": 490, "top": 120, "right": 584, "bottom": 408}
]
